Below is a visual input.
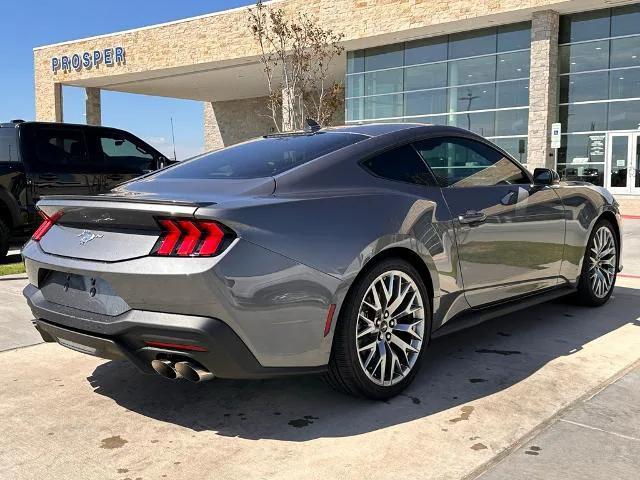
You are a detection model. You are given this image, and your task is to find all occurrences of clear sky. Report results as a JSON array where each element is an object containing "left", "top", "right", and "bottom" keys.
[{"left": 0, "top": 1, "right": 256, "bottom": 159}]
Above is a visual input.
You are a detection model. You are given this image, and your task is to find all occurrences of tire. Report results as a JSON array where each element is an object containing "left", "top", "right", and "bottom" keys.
[
  {"left": 0, "top": 218, "right": 10, "bottom": 259},
  {"left": 575, "top": 219, "right": 618, "bottom": 307},
  {"left": 325, "top": 258, "right": 432, "bottom": 400}
]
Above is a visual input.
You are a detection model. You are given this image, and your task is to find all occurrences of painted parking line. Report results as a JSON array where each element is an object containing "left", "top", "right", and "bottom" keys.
[{"left": 622, "top": 215, "right": 640, "bottom": 220}]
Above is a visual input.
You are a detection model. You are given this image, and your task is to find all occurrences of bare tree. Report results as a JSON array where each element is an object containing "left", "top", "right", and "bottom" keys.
[{"left": 248, "top": 1, "right": 345, "bottom": 132}]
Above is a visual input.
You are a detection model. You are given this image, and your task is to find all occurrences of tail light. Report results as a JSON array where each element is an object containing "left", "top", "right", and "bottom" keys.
[
  {"left": 32, "top": 210, "right": 63, "bottom": 241},
  {"left": 151, "top": 218, "right": 234, "bottom": 257}
]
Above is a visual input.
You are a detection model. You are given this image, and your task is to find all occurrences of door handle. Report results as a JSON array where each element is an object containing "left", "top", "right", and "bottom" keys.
[{"left": 458, "top": 210, "right": 487, "bottom": 225}]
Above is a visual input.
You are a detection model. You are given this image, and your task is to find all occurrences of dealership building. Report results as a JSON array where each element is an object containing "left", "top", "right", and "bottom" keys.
[{"left": 34, "top": 0, "right": 640, "bottom": 194}]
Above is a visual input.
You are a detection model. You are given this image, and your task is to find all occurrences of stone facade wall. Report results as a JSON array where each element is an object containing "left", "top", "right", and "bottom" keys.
[
  {"left": 34, "top": 0, "right": 585, "bottom": 122},
  {"left": 204, "top": 96, "right": 276, "bottom": 151},
  {"left": 527, "top": 10, "right": 560, "bottom": 171},
  {"left": 85, "top": 88, "right": 101, "bottom": 126}
]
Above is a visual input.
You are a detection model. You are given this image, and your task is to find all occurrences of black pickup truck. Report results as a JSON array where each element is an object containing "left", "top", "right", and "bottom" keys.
[{"left": 0, "top": 121, "right": 172, "bottom": 257}]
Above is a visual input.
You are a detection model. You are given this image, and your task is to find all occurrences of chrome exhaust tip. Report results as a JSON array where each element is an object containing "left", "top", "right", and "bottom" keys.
[
  {"left": 151, "top": 359, "right": 180, "bottom": 379},
  {"left": 174, "top": 361, "right": 214, "bottom": 383}
]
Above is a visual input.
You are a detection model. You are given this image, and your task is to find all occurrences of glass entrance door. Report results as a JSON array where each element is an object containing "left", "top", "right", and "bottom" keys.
[{"left": 606, "top": 133, "right": 639, "bottom": 194}]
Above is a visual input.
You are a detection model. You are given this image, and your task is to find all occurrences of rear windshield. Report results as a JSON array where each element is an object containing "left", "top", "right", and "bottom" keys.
[{"left": 156, "top": 132, "right": 367, "bottom": 179}]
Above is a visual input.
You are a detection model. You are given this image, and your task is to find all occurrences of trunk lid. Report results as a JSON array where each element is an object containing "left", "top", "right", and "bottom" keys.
[{"left": 35, "top": 177, "right": 274, "bottom": 262}]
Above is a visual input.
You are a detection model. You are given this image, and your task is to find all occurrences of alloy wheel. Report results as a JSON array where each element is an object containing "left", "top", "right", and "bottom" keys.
[
  {"left": 588, "top": 226, "right": 616, "bottom": 298},
  {"left": 355, "top": 270, "right": 425, "bottom": 387}
]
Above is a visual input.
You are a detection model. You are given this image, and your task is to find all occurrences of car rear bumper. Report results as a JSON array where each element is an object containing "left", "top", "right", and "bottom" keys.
[
  {"left": 21, "top": 238, "right": 341, "bottom": 369},
  {"left": 25, "top": 284, "right": 327, "bottom": 379}
]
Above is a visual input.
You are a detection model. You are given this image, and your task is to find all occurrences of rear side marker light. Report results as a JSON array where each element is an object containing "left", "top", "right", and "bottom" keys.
[
  {"left": 324, "top": 304, "right": 337, "bottom": 337},
  {"left": 32, "top": 211, "right": 63, "bottom": 241},
  {"left": 152, "top": 218, "right": 232, "bottom": 257},
  {"left": 145, "top": 340, "right": 208, "bottom": 352}
]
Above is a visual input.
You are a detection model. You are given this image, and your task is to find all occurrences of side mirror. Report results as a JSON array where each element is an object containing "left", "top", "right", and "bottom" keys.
[{"left": 533, "top": 168, "right": 560, "bottom": 186}]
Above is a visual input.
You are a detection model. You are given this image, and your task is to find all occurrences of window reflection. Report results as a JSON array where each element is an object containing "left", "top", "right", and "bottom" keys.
[
  {"left": 560, "top": 104, "right": 608, "bottom": 132},
  {"left": 404, "top": 63, "right": 447, "bottom": 91},
  {"left": 449, "top": 56, "right": 496, "bottom": 86},
  {"left": 560, "top": 71, "right": 608, "bottom": 103},
  {"left": 451, "top": 85, "right": 496, "bottom": 112},
  {"left": 405, "top": 37, "right": 448, "bottom": 65},
  {"left": 559, "top": 41, "right": 609, "bottom": 74},
  {"left": 497, "top": 51, "right": 530, "bottom": 80},
  {"left": 365, "top": 69, "right": 403, "bottom": 95},
  {"left": 497, "top": 80, "right": 529, "bottom": 108},
  {"left": 405, "top": 90, "right": 447, "bottom": 116},
  {"left": 364, "top": 94, "right": 403, "bottom": 119},
  {"left": 448, "top": 28, "right": 497, "bottom": 59}
]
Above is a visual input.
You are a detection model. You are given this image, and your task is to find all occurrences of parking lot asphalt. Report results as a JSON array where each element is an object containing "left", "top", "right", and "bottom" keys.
[{"left": 1, "top": 223, "right": 639, "bottom": 480}]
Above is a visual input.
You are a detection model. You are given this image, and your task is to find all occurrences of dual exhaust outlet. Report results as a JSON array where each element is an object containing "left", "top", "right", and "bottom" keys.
[{"left": 151, "top": 359, "right": 214, "bottom": 383}]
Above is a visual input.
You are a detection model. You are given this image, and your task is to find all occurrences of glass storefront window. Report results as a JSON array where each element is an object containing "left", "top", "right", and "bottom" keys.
[
  {"left": 610, "top": 36, "right": 640, "bottom": 69},
  {"left": 364, "top": 94, "right": 403, "bottom": 119},
  {"left": 449, "top": 56, "right": 496, "bottom": 86},
  {"left": 403, "top": 115, "right": 448, "bottom": 125},
  {"left": 609, "top": 68, "right": 640, "bottom": 100},
  {"left": 491, "top": 137, "right": 528, "bottom": 164},
  {"left": 365, "top": 44, "right": 404, "bottom": 71},
  {"left": 345, "top": 22, "right": 530, "bottom": 132},
  {"left": 449, "top": 111, "right": 495, "bottom": 137},
  {"left": 451, "top": 84, "right": 496, "bottom": 112},
  {"left": 611, "top": 4, "right": 640, "bottom": 37},
  {"left": 497, "top": 51, "right": 530, "bottom": 80},
  {"left": 346, "top": 98, "right": 364, "bottom": 122},
  {"left": 557, "top": 134, "right": 606, "bottom": 186},
  {"left": 497, "top": 23, "right": 531, "bottom": 52},
  {"left": 365, "top": 69, "right": 403, "bottom": 95},
  {"left": 448, "top": 28, "right": 497, "bottom": 59},
  {"left": 560, "top": 103, "right": 608, "bottom": 132},
  {"left": 608, "top": 100, "right": 640, "bottom": 130},
  {"left": 560, "top": 71, "right": 609, "bottom": 103},
  {"left": 559, "top": 41, "right": 609, "bottom": 74},
  {"left": 496, "top": 80, "right": 529, "bottom": 108},
  {"left": 557, "top": 163, "right": 605, "bottom": 185},
  {"left": 346, "top": 73, "right": 364, "bottom": 98},
  {"left": 495, "top": 109, "right": 529, "bottom": 136},
  {"left": 404, "top": 90, "right": 447, "bottom": 117},
  {"left": 404, "top": 63, "right": 447, "bottom": 91},
  {"left": 559, "top": 10, "right": 611, "bottom": 44},
  {"left": 405, "top": 36, "right": 448, "bottom": 65},
  {"left": 347, "top": 51, "right": 364, "bottom": 74}
]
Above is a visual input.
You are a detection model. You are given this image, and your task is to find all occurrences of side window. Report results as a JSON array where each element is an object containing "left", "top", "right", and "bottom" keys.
[
  {"left": 413, "top": 137, "right": 530, "bottom": 187},
  {"left": 361, "top": 144, "right": 432, "bottom": 185},
  {"left": 32, "top": 129, "right": 88, "bottom": 171},
  {"left": 99, "top": 133, "right": 155, "bottom": 174},
  {"left": 0, "top": 129, "right": 19, "bottom": 163}
]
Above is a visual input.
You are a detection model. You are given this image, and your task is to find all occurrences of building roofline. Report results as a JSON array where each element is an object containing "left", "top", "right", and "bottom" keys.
[{"left": 33, "top": 0, "right": 281, "bottom": 52}]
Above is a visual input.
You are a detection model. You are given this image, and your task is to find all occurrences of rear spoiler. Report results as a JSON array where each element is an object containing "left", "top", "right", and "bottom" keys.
[{"left": 38, "top": 194, "right": 213, "bottom": 208}]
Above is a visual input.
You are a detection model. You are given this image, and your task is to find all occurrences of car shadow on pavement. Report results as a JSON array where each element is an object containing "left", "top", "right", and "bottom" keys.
[{"left": 88, "top": 287, "right": 640, "bottom": 441}]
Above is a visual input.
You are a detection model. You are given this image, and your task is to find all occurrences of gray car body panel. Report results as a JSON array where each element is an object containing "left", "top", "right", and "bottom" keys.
[{"left": 21, "top": 124, "right": 621, "bottom": 371}]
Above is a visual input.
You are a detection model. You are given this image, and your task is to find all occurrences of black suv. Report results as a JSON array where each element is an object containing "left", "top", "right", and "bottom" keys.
[{"left": 0, "top": 121, "right": 173, "bottom": 257}]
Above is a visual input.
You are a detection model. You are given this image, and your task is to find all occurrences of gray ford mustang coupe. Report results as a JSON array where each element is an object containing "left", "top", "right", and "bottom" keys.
[{"left": 22, "top": 123, "right": 622, "bottom": 399}]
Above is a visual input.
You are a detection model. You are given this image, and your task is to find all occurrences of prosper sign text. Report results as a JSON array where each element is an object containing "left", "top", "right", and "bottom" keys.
[{"left": 51, "top": 47, "right": 125, "bottom": 74}]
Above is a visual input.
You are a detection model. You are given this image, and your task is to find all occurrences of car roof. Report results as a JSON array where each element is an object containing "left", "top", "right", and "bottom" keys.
[
  {"left": 10, "top": 121, "right": 126, "bottom": 131},
  {"left": 324, "top": 122, "right": 434, "bottom": 137}
]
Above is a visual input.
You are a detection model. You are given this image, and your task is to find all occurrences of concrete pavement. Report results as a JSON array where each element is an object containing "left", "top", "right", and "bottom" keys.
[
  {"left": 478, "top": 365, "right": 640, "bottom": 480},
  {"left": 621, "top": 217, "right": 640, "bottom": 277},
  {"left": 0, "top": 280, "right": 639, "bottom": 479}
]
